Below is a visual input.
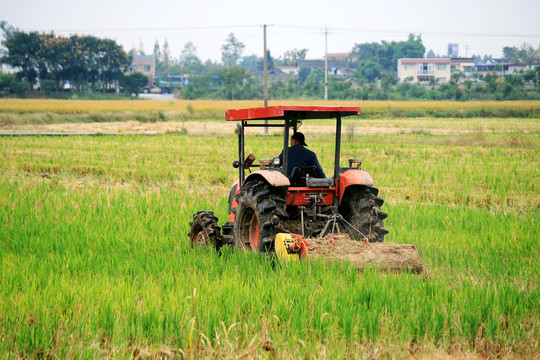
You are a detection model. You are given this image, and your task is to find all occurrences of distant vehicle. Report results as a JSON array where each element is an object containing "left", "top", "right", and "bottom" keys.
[{"left": 144, "top": 73, "right": 185, "bottom": 94}]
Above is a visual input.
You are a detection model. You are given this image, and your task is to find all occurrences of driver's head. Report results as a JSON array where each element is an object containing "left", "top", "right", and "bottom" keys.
[{"left": 291, "top": 132, "right": 308, "bottom": 147}]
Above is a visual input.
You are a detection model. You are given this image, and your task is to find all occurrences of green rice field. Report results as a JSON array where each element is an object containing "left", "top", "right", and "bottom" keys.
[{"left": 0, "top": 111, "right": 539, "bottom": 358}]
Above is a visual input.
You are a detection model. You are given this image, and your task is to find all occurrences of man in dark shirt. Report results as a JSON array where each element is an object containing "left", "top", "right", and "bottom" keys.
[{"left": 279, "top": 132, "right": 326, "bottom": 178}]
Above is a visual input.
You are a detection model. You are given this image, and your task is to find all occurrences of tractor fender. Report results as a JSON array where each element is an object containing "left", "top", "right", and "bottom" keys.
[
  {"left": 244, "top": 170, "right": 290, "bottom": 188},
  {"left": 338, "top": 169, "right": 374, "bottom": 205},
  {"left": 228, "top": 180, "right": 240, "bottom": 215},
  {"left": 228, "top": 179, "right": 240, "bottom": 222},
  {"left": 228, "top": 171, "right": 290, "bottom": 222}
]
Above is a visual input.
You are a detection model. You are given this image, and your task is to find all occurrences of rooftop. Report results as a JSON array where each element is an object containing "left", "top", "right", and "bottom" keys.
[
  {"left": 133, "top": 55, "right": 154, "bottom": 63},
  {"left": 327, "top": 53, "right": 350, "bottom": 59},
  {"left": 225, "top": 106, "right": 361, "bottom": 121},
  {"left": 400, "top": 58, "right": 451, "bottom": 64}
]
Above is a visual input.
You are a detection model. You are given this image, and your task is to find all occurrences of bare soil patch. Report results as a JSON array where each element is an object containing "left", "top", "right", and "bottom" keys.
[{"left": 306, "top": 234, "right": 423, "bottom": 273}]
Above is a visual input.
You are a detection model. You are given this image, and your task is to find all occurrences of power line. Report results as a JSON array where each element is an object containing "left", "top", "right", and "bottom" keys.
[
  {"left": 27, "top": 23, "right": 540, "bottom": 40},
  {"left": 276, "top": 24, "right": 540, "bottom": 38},
  {"left": 48, "top": 24, "right": 261, "bottom": 33}
]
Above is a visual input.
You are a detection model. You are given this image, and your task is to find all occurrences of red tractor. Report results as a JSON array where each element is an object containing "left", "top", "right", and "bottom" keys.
[{"left": 189, "top": 106, "right": 421, "bottom": 272}]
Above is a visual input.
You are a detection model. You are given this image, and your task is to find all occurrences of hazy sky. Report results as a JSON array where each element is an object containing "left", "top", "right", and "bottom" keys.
[{"left": 2, "top": 0, "right": 539, "bottom": 62}]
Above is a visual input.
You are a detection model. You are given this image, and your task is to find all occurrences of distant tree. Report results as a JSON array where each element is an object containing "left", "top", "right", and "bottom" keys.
[
  {"left": 0, "top": 73, "right": 13, "bottom": 92},
  {"left": 236, "top": 76, "right": 262, "bottom": 99},
  {"left": 426, "top": 49, "right": 436, "bottom": 58},
  {"left": 269, "top": 79, "right": 287, "bottom": 98},
  {"left": 484, "top": 72, "right": 499, "bottom": 97},
  {"left": 0, "top": 21, "right": 19, "bottom": 40},
  {"left": 180, "top": 41, "right": 197, "bottom": 62},
  {"left": 429, "top": 76, "right": 437, "bottom": 89},
  {"left": 303, "top": 68, "right": 325, "bottom": 97},
  {"left": 283, "top": 48, "right": 308, "bottom": 66},
  {"left": 328, "top": 77, "right": 353, "bottom": 100},
  {"left": 393, "top": 34, "right": 425, "bottom": 65},
  {"left": 380, "top": 72, "right": 397, "bottom": 90},
  {"left": 2, "top": 32, "right": 131, "bottom": 94},
  {"left": 351, "top": 70, "right": 367, "bottom": 87},
  {"left": 153, "top": 40, "right": 162, "bottom": 68},
  {"left": 257, "top": 50, "right": 274, "bottom": 71},
  {"left": 96, "top": 38, "right": 132, "bottom": 93},
  {"left": 180, "top": 74, "right": 213, "bottom": 99},
  {"left": 0, "top": 21, "right": 19, "bottom": 52},
  {"left": 33, "top": 32, "right": 55, "bottom": 87},
  {"left": 2, "top": 31, "right": 42, "bottom": 87},
  {"left": 503, "top": 46, "right": 520, "bottom": 62},
  {"left": 351, "top": 34, "right": 424, "bottom": 79},
  {"left": 451, "top": 72, "right": 464, "bottom": 83},
  {"left": 501, "top": 74, "right": 526, "bottom": 99},
  {"left": 41, "top": 34, "right": 71, "bottom": 92},
  {"left": 357, "top": 59, "right": 384, "bottom": 83},
  {"left": 297, "top": 67, "right": 310, "bottom": 85},
  {"left": 180, "top": 41, "right": 203, "bottom": 74},
  {"left": 221, "top": 33, "right": 245, "bottom": 68},
  {"left": 138, "top": 39, "right": 145, "bottom": 55},
  {"left": 218, "top": 66, "right": 248, "bottom": 100},
  {"left": 40, "top": 79, "right": 56, "bottom": 95},
  {"left": 504, "top": 74, "right": 524, "bottom": 87},
  {"left": 517, "top": 43, "right": 540, "bottom": 66},
  {"left": 351, "top": 43, "right": 375, "bottom": 64},
  {"left": 0, "top": 73, "right": 27, "bottom": 96},
  {"left": 162, "top": 38, "right": 171, "bottom": 68},
  {"left": 240, "top": 54, "right": 259, "bottom": 69},
  {"left": 53, "top": 35, "right": 130, "bottom": 93},
  {"left": 121, "top": 72, "right": 148, "bottom": 96},
  {"left": 523, "top": 67, "right": 539, "bottom": 89},
  {"left": 503, "top": 44, "right": 540, "bottom": 65},
  {"left": 62, "top": 35, "right": 100, "bottom": 92}
]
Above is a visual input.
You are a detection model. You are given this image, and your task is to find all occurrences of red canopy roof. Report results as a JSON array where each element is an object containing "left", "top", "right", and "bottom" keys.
[{"left": 225, "top": 105, "right": 361, "bottom": 121}]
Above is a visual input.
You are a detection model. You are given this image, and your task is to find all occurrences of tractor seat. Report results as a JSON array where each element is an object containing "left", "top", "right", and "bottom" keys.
[{"left": 289, "top": 166, "right": 318, "bottom": 187}]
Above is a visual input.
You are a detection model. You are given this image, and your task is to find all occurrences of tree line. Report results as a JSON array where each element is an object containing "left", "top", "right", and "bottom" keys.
[
  {"left": 144, "top": 33, "right": 539, "bottom": 101},
  {"left": 1, "top": 21, "right": 539, "bottom": 100},
  {"left": 0, "top": 22, "right": 148, "bottom": 97}
]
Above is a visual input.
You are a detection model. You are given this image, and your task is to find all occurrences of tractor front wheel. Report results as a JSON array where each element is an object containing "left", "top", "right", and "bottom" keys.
[
  {"left": 188, "top": 211, "right": 222, "bottom": 249},
  {"left": 233, "top": 181, "right": 287, "bottom": 252}
]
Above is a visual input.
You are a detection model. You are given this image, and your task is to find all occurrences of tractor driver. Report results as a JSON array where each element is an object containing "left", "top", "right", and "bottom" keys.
[{"left": 278, "top": 132, "right": 326, "bottom": 178}]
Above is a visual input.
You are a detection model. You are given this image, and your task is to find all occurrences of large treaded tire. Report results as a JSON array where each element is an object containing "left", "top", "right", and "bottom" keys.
[
  {"left": 233, "top": 181, "right": 287, "bottom": 252},
  {"left": 188, "top": 211, "right": 222, "bottom": 249},
  {"left": 340, "top": 187, "right": 389, "bottom": 242}
]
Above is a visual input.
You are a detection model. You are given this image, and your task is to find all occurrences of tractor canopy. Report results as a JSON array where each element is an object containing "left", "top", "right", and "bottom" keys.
[
  {"left": 226, "top": 105, "right": 361, "bottom": 121},
  {"left": 228, "top": 105, "right": 363, "bottom": 187}
]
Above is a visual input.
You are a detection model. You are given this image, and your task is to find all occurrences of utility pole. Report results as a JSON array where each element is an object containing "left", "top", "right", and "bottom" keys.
[
  {"left": 264, "top": 24, "right": 268, "bottom": 107},
  {"left": 324, "top": 28, "right": 328, "bottom": 101},
  {"left": 263, "top": 24, "right": 269, "bottom": 134}
]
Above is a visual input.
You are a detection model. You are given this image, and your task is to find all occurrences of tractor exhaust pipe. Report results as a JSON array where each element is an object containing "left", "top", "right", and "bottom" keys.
[{"left": 237, "top": 122, "right": 244, "bottom": 184}]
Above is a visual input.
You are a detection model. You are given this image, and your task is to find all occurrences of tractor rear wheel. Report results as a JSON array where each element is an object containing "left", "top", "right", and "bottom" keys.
[
  {"left": 341, "top": 187, "right": 389, "bottom": 242},
  {"left": 188, "top": 211, "right": 222, "bottom": 249},
  {"left": 233, "top": 181, "right": 287, "bottom": 252}
]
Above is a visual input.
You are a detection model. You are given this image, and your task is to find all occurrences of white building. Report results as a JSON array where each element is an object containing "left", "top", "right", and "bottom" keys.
[{"left": 397, "top": 58, "right": 452, "bottom": 83}]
